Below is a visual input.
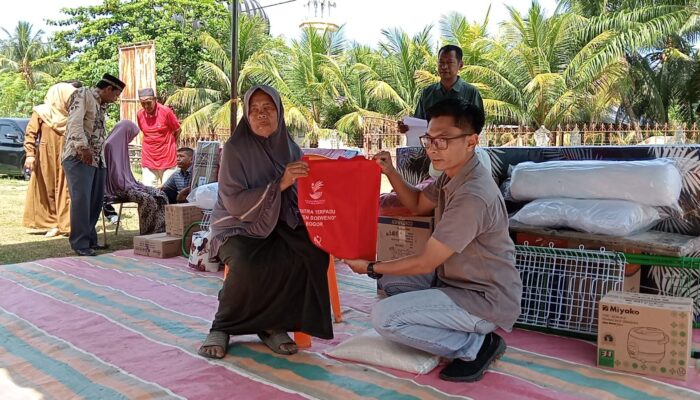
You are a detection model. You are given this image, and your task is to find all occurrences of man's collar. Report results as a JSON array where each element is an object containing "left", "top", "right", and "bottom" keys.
[{"left": 439, "top": 77, "right": 466, "bottom": 93}]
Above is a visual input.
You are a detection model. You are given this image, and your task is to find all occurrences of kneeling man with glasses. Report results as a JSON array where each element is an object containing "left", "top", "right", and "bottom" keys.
[{"left": 344, "top": 98, "right": 522, "bottom": 382}]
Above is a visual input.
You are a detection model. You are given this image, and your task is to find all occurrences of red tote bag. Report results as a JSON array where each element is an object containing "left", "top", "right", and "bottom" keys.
[{"left": 297, "top": 156, "right": 381, "bottom": 260}]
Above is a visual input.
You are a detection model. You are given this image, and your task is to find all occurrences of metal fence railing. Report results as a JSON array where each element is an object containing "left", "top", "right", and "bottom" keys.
[
  {"left": 361, "top": 120, "right": 700, "bottom": 157},
  {"left": 160, "top": 120, "right": 700, "bottom": 165}
]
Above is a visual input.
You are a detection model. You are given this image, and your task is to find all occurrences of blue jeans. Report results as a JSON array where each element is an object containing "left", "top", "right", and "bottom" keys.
[{"left": 371, "top": 274, "right": 496, "bottom": 361}]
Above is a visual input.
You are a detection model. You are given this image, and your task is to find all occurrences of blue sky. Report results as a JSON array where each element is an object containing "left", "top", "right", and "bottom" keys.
[{"left": 1, "top": 0, "right": 558, "bottom": 46}]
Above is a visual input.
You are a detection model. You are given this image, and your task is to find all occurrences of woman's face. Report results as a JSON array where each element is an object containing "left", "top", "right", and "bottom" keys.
[{"left": 247, "top": 90, "right": 279, "bottom": 138}]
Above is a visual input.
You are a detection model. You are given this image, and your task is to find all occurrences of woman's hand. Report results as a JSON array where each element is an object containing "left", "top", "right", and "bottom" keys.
[
  {"left": 342, "top": 259, "right": 370, "bottom": 275},
  {"left": 372, "top": 151, "right": 396, "bottom": 176},
  {"left": 280, "top": 161, "right": 309, "bottom": 191}
]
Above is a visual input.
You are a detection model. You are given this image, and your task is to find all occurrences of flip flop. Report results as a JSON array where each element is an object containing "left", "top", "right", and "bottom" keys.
[
  {"left": 258, "top": 331, "right": 298, "bottom": 355},
  {"left": 198, "top": 330, "right": 230, "bottom": 359}
]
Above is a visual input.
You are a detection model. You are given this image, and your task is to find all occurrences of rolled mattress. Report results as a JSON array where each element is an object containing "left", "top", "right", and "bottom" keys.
[{"left": 509, "top": 158, "right": 682, "bottom": 207}]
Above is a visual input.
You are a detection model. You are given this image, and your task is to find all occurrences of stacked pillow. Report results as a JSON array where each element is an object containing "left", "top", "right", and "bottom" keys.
[{"left": 509, "top": 159, "right": 682, "bottom": 236}]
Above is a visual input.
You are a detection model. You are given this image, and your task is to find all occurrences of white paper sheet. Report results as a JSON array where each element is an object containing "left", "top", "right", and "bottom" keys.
[{"left": 402, "top": 117, "right": 428, "bottom": 146}]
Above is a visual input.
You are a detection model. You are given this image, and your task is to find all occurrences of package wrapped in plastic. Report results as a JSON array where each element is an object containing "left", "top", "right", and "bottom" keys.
[
  {"left": 511, "top": 198, "right": 661, "bottom": 236},
  {"left": 509, "top": 159, "right": 682, "bottom": 207},
  {"left": 325, "top": 329, "right": 439, "bottom": 374},
  {"left": 186, "top": 182, "right": 218, "bottom": 210}
]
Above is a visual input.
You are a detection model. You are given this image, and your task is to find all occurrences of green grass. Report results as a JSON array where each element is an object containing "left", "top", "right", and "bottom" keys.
[{"left": 0, "top": 177, "right": 140, "bottom": 264}]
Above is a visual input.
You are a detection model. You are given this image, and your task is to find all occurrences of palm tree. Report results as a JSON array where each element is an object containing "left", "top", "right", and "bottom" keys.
[
  {"left": 456, "top": 4, "right": 629, "bottom": 127},
  {"left": 0, "top": 21, "right": 60, "bottom": 89},
  {"left": 167, "top": 14, "right": 281, "bottom": 137},
  {"left": 241, "top": 25, "right": 348, "bottom": 143},
  {"left": 323, "top": 27, "right": 436, "bottom": 142},
  {"left": 559, "top": 0, "right": 700, "bottom": 124}
]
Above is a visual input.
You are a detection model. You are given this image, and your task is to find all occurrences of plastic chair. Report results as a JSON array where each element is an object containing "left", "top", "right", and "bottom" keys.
[{"left": 223, "top": 254, "right": 342, "bottom": 349}]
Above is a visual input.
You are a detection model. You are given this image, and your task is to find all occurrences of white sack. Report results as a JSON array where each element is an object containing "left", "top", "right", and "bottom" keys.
[
  {"left": 324, "top": 329, "right": 440, "bottom": 374},
  {"left": 509, "top": 159, "right": 682, "bottom": 207},
  {"left": 186, "top": 182, "right": 219, "bottom": 210}
]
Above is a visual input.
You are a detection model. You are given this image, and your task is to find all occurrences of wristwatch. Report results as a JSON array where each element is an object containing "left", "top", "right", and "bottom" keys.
[{"left": 367, "top": 262, "right": 383, "bottom": 280}]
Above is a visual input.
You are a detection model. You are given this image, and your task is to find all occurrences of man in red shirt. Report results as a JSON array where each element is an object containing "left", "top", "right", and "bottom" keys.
[{"left": 136, "top": 88, "right": 181, "bottom": 186}]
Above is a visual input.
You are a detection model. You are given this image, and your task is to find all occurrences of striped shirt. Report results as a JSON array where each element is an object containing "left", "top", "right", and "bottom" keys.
[{"left": 162, "top": 166, "right": 192, "bottom": 192}]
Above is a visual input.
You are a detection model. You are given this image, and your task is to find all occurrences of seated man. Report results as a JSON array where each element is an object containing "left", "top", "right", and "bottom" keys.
[
  {"left": 161, "top": 147, "right": 194, "bottom": 204},
  {"left": 345, "top": 99, "right": 522, "bottom": 382}
]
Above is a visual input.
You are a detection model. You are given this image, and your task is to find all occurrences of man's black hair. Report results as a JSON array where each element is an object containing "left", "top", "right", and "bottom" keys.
[
  {"left": 177, "top": 147, "right": 194, "bottom": 157},
  {"left": 426, "top": 98, "right": 485, "bottom": 134},
  {"left": 438, "top": 45, "right": 463, "bottom": 62}
]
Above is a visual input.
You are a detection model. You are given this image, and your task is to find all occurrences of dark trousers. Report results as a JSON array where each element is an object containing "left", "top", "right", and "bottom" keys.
[
  {"left": 163, "top": 186, "right": 178, "bottom": 204},
  {"left": 62, "top": 156, "right": 106, "bottom": 251}
]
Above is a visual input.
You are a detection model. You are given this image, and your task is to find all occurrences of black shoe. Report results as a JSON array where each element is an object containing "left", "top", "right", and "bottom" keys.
[
  {"left": 439, "top": 332, "right": 506, "bottom": 382},
  {"left": 91, "top": 244, "right": 109, "bottom": 250},
  {"left": 75, "top": 248, "right": 97, "bottom": 257}
]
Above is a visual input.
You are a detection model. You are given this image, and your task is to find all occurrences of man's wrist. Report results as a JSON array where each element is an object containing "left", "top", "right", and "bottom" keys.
[{"left": 367, "top": 262, "right": 383, "bottom": 280}]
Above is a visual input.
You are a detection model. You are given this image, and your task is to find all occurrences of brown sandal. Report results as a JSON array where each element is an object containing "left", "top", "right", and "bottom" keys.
[
  {"left": 198, "top": 330, "right": 230, "bottom": 359},
  {"left": 258, "top": 331, "right": 298, "bottom": 355}
]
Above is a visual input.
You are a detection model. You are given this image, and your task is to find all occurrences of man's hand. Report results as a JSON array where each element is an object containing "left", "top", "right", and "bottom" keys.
[
  {"left": 23, "top": 156, "right": 36, "bottom": 172},
  {"left": 397, "top": 120, "right": 409, "bottom": 133},
  {"left": 280, "top": 161, "right": 309, "bottom": 191},
  {"left": 372, "top": 151, "right": 396, "bottom": 176},
  {"left": 176, "top": 187, "right": 191, "bottom": 203},
  {"left": 77, "top": 148, "right": 93, "bottom": 165},
  {"left": 342, "top": 259, "right": 370, "bottom": 275}
]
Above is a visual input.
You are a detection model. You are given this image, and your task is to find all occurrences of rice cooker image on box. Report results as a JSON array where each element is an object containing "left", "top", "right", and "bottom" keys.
[{"left": 627, "top": 327, "right": 669, "bottom": 363}]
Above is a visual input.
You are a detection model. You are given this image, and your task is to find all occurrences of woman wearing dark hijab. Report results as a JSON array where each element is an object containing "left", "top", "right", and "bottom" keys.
[
  {"left": 199, "top": 85, "right": 333, "bottom": 358},
  {"left": 104, "top": 120, "right": 168, "bottom": 234}
]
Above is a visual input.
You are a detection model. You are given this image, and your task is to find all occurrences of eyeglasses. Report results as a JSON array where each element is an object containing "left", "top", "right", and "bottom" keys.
[{"left": 419, "top": 133, "right": 474, "bottom": 150}]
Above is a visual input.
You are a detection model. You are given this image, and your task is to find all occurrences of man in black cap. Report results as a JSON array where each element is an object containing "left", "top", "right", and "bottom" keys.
[{"left": 62, "top": 73, "right": 125, "bottom": 256}]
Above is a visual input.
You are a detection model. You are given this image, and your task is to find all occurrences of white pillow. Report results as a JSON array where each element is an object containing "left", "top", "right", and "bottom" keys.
[
  {"left": 324, "top": 329, "right": 440, "bottom": 374},
  {"left": 511, "top": 198, "right": 661, "bottom": 236},
  {"left": 509, "top": 159, "right": 682, "bottom": 207}
]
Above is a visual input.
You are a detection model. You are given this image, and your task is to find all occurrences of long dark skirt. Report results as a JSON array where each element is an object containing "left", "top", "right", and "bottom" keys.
[{"left": 211, "top": 222, "right": 333, "bottom": 339}]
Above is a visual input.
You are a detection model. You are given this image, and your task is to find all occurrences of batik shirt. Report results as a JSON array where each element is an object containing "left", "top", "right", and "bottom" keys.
[{"left": 63, "top": 88, "right": 108, "bottom": 168}]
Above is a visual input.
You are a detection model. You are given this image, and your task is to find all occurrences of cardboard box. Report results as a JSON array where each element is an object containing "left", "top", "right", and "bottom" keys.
[
  {"left": 133, "top": 233, "right": 182, "bottom": 258},
  {"left": 597, "top": 291, "right": 693, "bottom": 381},
  {"left": 376, "top": 215, "right": 433, "bottom": 261},
  {"left": 191, "top": 141, "right": 221, "bottom": 190},
  {"left": 165, "top": 204, "right": 204, "bottom": 236}
]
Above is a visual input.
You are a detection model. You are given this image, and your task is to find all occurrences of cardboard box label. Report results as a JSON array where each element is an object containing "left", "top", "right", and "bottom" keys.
[
  {"left": 376, "top": 216, "right": 434, "bottom": 261},
  {"left": 597, "top": 291, "right": 693, "bottom": 381}
]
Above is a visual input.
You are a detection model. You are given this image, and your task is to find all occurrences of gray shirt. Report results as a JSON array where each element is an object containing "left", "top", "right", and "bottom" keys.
[
  {"left": 414, "top": 78, "right": 483, "bottom": 119},
  {"left": 423, "top": 154, "right": 522, "bottom": 331}
]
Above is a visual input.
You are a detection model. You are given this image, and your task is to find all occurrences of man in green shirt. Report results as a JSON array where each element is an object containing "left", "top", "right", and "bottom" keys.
[{"left": 399, "top": 45, "right": 483, "bottom": 132}]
